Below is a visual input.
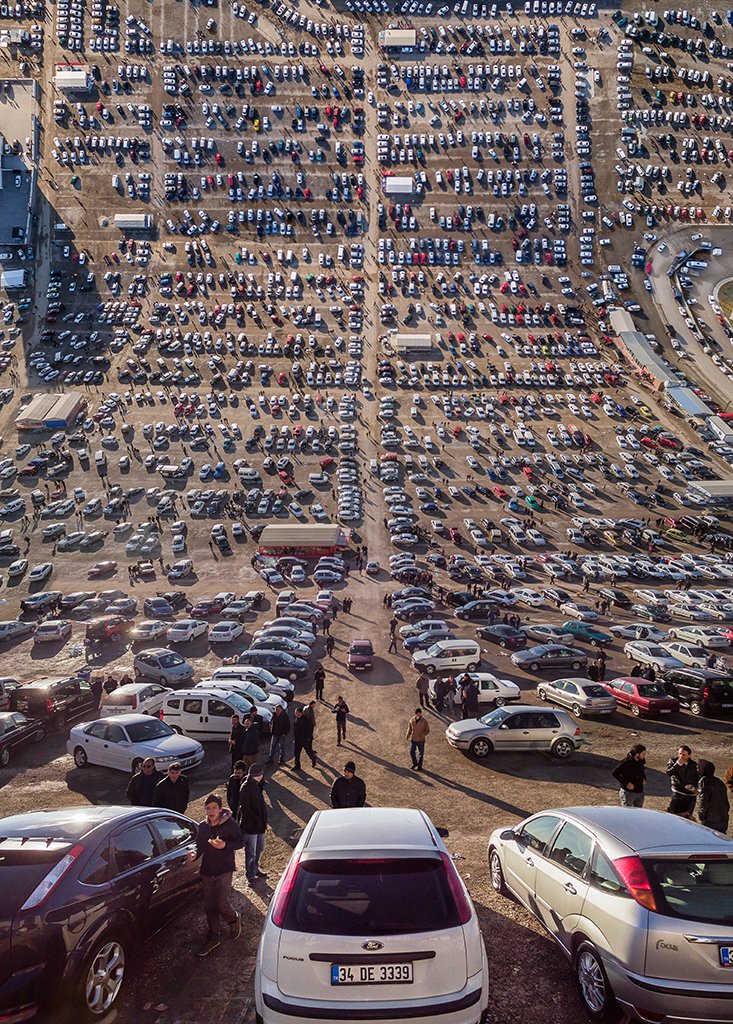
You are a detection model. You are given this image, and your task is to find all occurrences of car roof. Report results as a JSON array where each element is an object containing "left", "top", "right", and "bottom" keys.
[
  {"left": 499, "top": 704, "right": 570, "bottom": 714},
  {"left": 554, "top": 806, "right": 733, "bottom": 855},
  {"left": 304, "top": 808, "right": 439, "bottom": 855},
  {"left": 97, "top": 713, "right": 160, "bottom": 723},
  {"left": 16, "top": 676, "right": 79, "bottom": 690},
  {"left": 0, "top": 805, "right": 159, "bottom": 841}
]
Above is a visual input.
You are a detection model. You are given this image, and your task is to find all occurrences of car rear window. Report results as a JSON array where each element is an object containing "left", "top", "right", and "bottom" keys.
[
  {"left": 0, "top": 847, "right": 68, "bottom": 915},
  {"left": 103, "top": 692, "right": 133, "bottom": 707},
  {"left": 282, "top": 858, "right": 463, "bottom": 935},
  {"left": 646, "top": 859, "right": 733, "bottom": 924}
]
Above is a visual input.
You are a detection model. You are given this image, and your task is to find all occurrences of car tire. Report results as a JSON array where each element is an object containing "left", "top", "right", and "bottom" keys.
[
  {"left": 424, "top": 664, "right": 435, "bottom": 674},
  {"left": 489, "top": 848, "right": 507, "bottom": 895},
  {"left": 529, "top": 661, "right": 539, "bottom": 671},
  {"left": 572, "top": 703, "right": 583, "bottom": 718},
  {"left": 499, "top": 640, "right": 507, "bottom": 648},
  {"left": 0, "top": 747, "right": 10, "bottom": 768},
  {"left": 538, "top": 687, "right": 547, "bottom": 701},
  {"left": 131, "top": 758, "right": 143, "bottom": 773},
  {"left": 574, "top": 941, "right": 620, "bottom": 1023},
  {"left": 630, "top": 704, "right": 641, "bottom": 717},
  {"left": 654, "top": 664, "right": 661, "bottom": 673},
  {"left": 470, "top": 737, "right": 493, "bottom": 759},
  {"left": 551, "top": 738, "right": 574, "bottom": 760},
  {"left": 134, "top": 667, "right": 142, "bottom": 679},
  {"left": 571, "top": 661, "right": 581, "bottom": 671},
  {"left": 690, "top": 700, "right": 703, "bottom": 716},
  {"left": 73, "top": 746, "right": 88, "bottom": 768},
  {"left": 466, "top": 662, "right": 478, "bottom": 672},
  {"left": 494, "top": 697, "right": 506, "bottom": 707},
  {"left": 78, "top": 934, "right": 128, "bottom": 1020}
]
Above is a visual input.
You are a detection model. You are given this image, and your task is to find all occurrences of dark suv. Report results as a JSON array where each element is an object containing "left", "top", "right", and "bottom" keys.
[
  {"left": 661, "top": 668, "right": 733, "bottom": 717},
  {"left": 0, "top": 806, "right": 200, "bottom": 1021},
  {"left": 11, "top": 677, "right": 96, "bottom": 729}
]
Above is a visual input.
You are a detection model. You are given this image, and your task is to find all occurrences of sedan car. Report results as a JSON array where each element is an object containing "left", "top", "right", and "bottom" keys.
[
  {"left": 431, "top": 672, "right": 520, "bottom": 709},
  {"left": 0, "top": 806, "right": 202, "bottom": 1022},
  {"left": 511, "top": 645, "right": 588, "bottom": 673},
  {"left": 623, "top": 641, "right": 684, "bottom": 672},
  {"left": 488, "top": 807, "right": 733, "bottom": 1024},
  {"left": 235, "top": 649, "right": 308, "bottom": 681},
  {"left": 28, "top": 562, "right": 53, "bottom": 583},
  {"left": 609, "top": 623, "right": 668, "bottom": 642},
  {"left": 661, "top": 641, "right": 710, "bottom": 669},
  {"left": 559, "top": 601, "right": 598, "bottom": 621},
  {"left": 68, "top": 713, "right": 204, "bottom": 772},
  {"left": 603, "top": 676, "right": 680, "bottom": 717},
  {"left": 392, "top": 599, "right": 436, "bottom": 622},
  {"left": 560, "top": 621, "right": 613, "bottom": 647},
  {"left": 255, "top": 807, "right": 489, "bottom": 1024},
  {"left": 446, "top": 705, "right": 581, "bottom": 760},
  {"left": 165, "top": 619, "right": 208, "bottom": 644},
  {"left": 347, "top": 639, "right": 374, "bottom": 671},
  {"left": 129, "top": 619, "right": 169, "bottom": 642},
  {"left": 33, "top": 619, "right": 72, "bottom": 643},
  {"left": 209, "top": 620, "right": 245, "bottom": 643},
  {"left": 249, "top": 636, "right": 311, "bottom": 659},
  {"left": 537, "top": 677, "right": 617, "bottom": 717},
  {"left": 667, "top": 625, "right": 730, "bottom": 649},
  {"left": 475, "top": 624, "right": 526, "bottom": 649},
  {"left": 100, "top": 683, "right": 170, "bottom": 717},
  {"left": 0, "top": 711, "right": 45, "bottom": 767},
  {"left": 520, "top": 623, "right": 570, "bottom": 644}
]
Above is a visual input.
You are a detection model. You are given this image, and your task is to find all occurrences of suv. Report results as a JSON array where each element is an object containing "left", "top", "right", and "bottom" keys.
[
  {"left": 488, "top": 807, "right": 733, "bottom": 1024},
  {"left": 446, "top": 705, "right": 582, "bottom": 760},
  {"left": 255, "top": 808, "right": 489, "bottom": 1024},
  {"left": 661, "top": 668, "right": 733, "bottom": 716},
  {"left": 11, "top": 677, "right": 95, "bottom": 729},
  {"left": 86, "top": 615, "right": 128, "bottom": 642}
]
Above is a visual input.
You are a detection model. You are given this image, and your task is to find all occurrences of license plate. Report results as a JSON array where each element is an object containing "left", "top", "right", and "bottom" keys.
[
  {"left": 331, "top": 963, "right": 413, "bottom": 986},
  {"left": 659, "top": 709, "right": 671, "bottom": 714},
  {"left": 721, "top": 704, "right": 733, "bottom": 709},
  {"left": 720, "top": 947, "right": 733, "bottom": 967}
]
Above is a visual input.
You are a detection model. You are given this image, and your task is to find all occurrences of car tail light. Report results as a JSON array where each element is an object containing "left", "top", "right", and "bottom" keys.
[
  {"left": 46, "top": 699, "right": 54, "bottom": 714},
  {"left": 574, "top": 727, "right": 580, "bottom": 736},
  {"left": 130, "top": 696, "right": 137, "bottom": 709},
  {"left": 703, "top": 686, "right": 710, "bottom": 700},
  {"left": 613, "top": 855, "right": 657, "bottom": 912},
  {"left": 159, "top": 708, "right": 164, "bottom": 720},
  {"left": 20, "top": 844, "right": 84, "bottom": 911},
  {"left": 271, "top": 853, "right": 301, "bottom": 927},
  {"left": 440, "top": 851, "right": 472, "bottom": 925}
]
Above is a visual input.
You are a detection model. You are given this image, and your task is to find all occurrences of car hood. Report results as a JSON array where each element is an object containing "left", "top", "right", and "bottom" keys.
[
  {"left": 446, "top": 717, "right": 486, "bottom": 737},
  {"left": 134, "top": 733, "right": 203, "bottom": 755}
]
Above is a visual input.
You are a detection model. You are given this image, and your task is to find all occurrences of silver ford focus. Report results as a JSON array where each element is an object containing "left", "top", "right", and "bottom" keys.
[{"left": 488, "top": 806, "right": 733, "bottom": 1024}]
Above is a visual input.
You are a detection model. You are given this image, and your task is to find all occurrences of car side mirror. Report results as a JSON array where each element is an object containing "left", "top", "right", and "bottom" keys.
[
  {"left": 436, "top": 826, "right": 449, "bottom": 839},
  {"left": 499, "top": 723, "right": 509, "bottom": 730},
  {"left": 499, "top": 828, "right": 516, "bottom": 842}
]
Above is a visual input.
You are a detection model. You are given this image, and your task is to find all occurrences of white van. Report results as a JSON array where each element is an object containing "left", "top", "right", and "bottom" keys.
[
  {"left": 160, "top": 687, "right": 272, "bottom": 740},
  {"left": 160, "top": 464, "right": 186, "bottom": 479},
  {"left": 412, "top": 639, "right": 482, "bottom": 675}
]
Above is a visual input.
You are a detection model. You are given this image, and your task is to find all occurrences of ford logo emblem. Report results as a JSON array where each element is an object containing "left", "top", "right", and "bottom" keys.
[{"left": 362, "top": 941, "right": 383, "bottom": 951}]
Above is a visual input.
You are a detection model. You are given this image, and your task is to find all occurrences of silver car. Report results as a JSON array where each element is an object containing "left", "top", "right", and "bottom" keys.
[
  {"left": 445, "top": 704, "right": 581, "bottom": 760},
  {"left": 537, "top": 677, "right": 617, "bottom": 717},
  {"left": 488, "top": 807, "right": 733, "bottom": 1024}
]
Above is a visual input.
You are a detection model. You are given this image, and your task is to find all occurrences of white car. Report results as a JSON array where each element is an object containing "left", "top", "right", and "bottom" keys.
[
  {"left": 7, "top": 559, "right": 28, "bottom": 578},
  {"left": 68, "top": 713, "right": 204, "bottom": 772},
  {"left": 513, "top": 588, "right": 546, "bottom": 608},
  {"left": 208, "top": 620, "right": 245, "bottom": 643},
  {"left": 33, "top": 619, "right": 72, "bottom": 643},
  {"left": 28, "top": 562, "right": 53, "bottom": 583},
  {"left": 623, "top": 641, "right": 684, "bottom": 671},
  {"left": 168, "top": 559, "right": 193, "bottom": 579},
  {"left": 197, "top": 676, "right": 286, "bottom": 712},
  {"left": 667, "top": 625, "right": 730, "bottom": 648},
  {"left": 255, "top": 808, "right": 489, "bottom": 1024},
  {"left": 432, "top": 671, "right": 521, "bottom": 708},
  {"left": 129, "top": 619, "right": 169, "bottom": 641},
  {"left": 166, "top": 618, "right": 208, "bottom": 643},
  {"left": 609, "top": 623, "right": 667, "bottom": 642},
  {"left": 560, "top": 602, "right": 598, "bottom": 621},
  {"left": 661, "top": 642, "right": 710, "bottom": 668},
  {"left": 101, "top": 682, "right": 171, "bottom": 716},
  {"left": 172, "top": 534, "right": 187, "bottom": 553}
]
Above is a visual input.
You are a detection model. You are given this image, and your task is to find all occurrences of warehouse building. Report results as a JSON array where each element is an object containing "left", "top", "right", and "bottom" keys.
[
  {"left": 382, "top": 175, "right": 414, "bottom": 197},
  {"left": 688, "top": 479, "right": 733, "bottom": 506},
  {"left": 54, "top": 65, "right": 91, "bottom": 91},
  {"left": 664, "top": 385, "right": 712, "bottom": 420},
  {"left": 378, "top": 28, "right": 417, "bottom": 49},
  {"left": 388, "top": 333, "right": 435, "bottom": 355},
  {"left": 17, "top": 392, "right": 86, "bottom": 431},
  {"left": 610, "top": 308, "right": 680, "bottom": 391},
  {"left": 113, "top": 213, "right": 153, "bottom": 231}
]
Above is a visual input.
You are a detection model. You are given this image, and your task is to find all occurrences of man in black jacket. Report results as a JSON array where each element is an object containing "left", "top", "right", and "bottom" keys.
[
  {"left": 228, "top": 715, "right": 247, "bottom": 769},
  {"left": 153, "top": 763, "right": 190, "bottom": 813},
  {"left": 188, "top": 793, "right": 244, "bottom": 958},
  {"left": 241, "top": 716, "right": 261, "bottom": 769},
  {"left": 611, "top": 744, "right": 647, "bottom": 807},
  {"left": 698, "top": 760, "right": 729, "bottom": 833},
  {"left": 330, "top": 761, "right": 367, "bottom": 808},
  {"left": 293, "top": 706, "right": 316, "bottom": 770},
  {"left": 236, "top": 764, "right": 268, "bottom": 884},
  {"left": 126, "top": 757, "right": 163, "bottom": 806},
  {"left": 267, "top": 704, "right": 290, "bottom": 766},
  {"left": 666, "top": 745, "right": 699, "bottom": 817},
  {"left": 227, "top": 761, "right": 246, "bottom": 817}
]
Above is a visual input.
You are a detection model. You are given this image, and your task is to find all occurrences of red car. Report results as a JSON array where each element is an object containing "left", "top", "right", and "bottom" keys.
[
  {"left": 603, "top": 677, "right": 679, "bottom": 717},
  {"left": 347, "top": 639, "right": 374, "bottom": 671},
  {"left": 88, "top": 561, "right": 118, "bottom": 578}
]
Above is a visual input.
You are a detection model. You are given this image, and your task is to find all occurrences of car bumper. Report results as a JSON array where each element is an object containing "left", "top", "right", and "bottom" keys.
[
  {"left": 0, "top": 964, "right": 46, "bottom": 1022},
  {"left": 445, "top": 734, "right": 471, "bottom": 750},
  {"left": 256, "top": 977, "right": 487, "bottom": 1024},
  {"left": 607, "top": 961, "right": 733, "bottom": 1023}
]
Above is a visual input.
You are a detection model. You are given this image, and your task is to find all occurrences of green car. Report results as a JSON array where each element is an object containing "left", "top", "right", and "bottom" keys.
[
  {"left": 560, "top": 621, "right": 614, "bottom": 647},
  {"left": 525, "top": 495, "right": 539, "bottom": 510}
]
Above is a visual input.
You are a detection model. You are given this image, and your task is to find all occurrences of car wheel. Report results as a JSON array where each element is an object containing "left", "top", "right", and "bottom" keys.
[
  {"left": 0, "top": 747, "right": 9, "bottom": 768},
  {"left": 134, "top": 666, "right": 142, "bottom": 679},
  {"left": 571, "top": 661, "right": 581, "bottom": 671},
  {"left": 630, "top": 704, "right": 641, "bottom": 717},
  {"left": 494, "top": 697, "right": 506, "bottom": 707},
  {"left": 489, "top": 848, "right": 507, "bottom": 895},
  {"left": 551, "top": 738, "right": 574, "bottom": 759},
  {"left": 470, "top": 737, "right": 493, "bottom": 759},
  {"left": 424, "top": 664, "right": 435, "bottom": 674},
  {"left": 79, "top": 935, "right": 128, "bottom": 1019},
  {"left": 73, "top": 746, "right": 88, "bottom": 768},
  {"left": 574, "top": 941, "right": 620, "bottom": 1023},
  {"left": 529, "top": 661, "right": 539, "bottom": 671},
  {"left": 572, "top": 703, "right": 583, "bottom": 718},
  {"left": 499, "top": 640, "right": 507, "bottom": 649},
  {"left": 591, "top": 639, "right": 599, "bottom": 648},
  {"left": 690, "top": 700, "right": 702, "bottom": 716},
  {"left": 538, "top": 687, "right": 547, "bottom": 701},
  {"left": 466, "top": 662, "right": 478, "bottom": 672},
  {"left": 159, "top": 675, "right": 168, "bottom": 686},
  {"left": 131, "top": 758, "right": 143, "bottom": 773}
]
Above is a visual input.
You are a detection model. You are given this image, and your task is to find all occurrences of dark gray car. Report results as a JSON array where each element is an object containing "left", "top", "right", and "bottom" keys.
[{"left": 511, "top": 644, "right": 588, "bottom": 672}]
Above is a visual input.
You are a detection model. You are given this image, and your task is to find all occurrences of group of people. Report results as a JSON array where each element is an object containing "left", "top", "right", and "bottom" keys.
[{"left": 612, "top": 743, "right": 732, "bottom": 832}]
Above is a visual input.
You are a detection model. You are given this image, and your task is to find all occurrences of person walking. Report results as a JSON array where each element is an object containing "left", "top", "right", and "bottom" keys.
[
  {"left": 698, "top": 760, "right": 730, "bottom": 833},
  {"left": 611, "top": 744, "right": 647, "bottom": 807},
  {"left": 387, "top": 628, "right": 398, "bottom": 654},
  {"left": 188, "top": 793, "right": 243, "bottom": 958},
  {"left": 330, "top": 760, "right": 367, "bottom": 808},
  {"left": 228, "top": 714, "right": 247, "bottom": 769},
  {"left": 416, "top": 672, "right": 430, "bottom": 709},
  {"left": 314, "top": 665, "right": 325, "bottom": 700},
  {"left": 154, "top": 763, "right": 190, "bottom": 813},
  {"left": 332, "top": 695, "right": 350, "bottom": 745},
  {"left": 303, "top": 699, "right": 317, "bottom": 735},
  {"left": 227, "top": 761, "right": 247, "bottom": 817},
  {"left": 406, "top": 708, "right": 430, "bottom": 771},
  {"left": 666, "top": 745, "right": 699, "bottom": 818},
  {"left": 241, "top": 717, "right": 261, "bottom": 770},
  {"left": 126, "top": 757, "right": 162, "bottom": 806},
  {"left": 451, "top": 677, "right": 464, "bottom": 720},
  {"left": 236, "top": 764, "right": 269, "bottom": 885},
  {"left": 462, "top": 675, "right": 479, "bottom": 719},
  {"left": 594, "top": 656, "right": 606, "bottom": 682},
  {"left": 293, "top": 706, "right": 317, "bottom": 770},
  {"left": 326, "top": 635, "right": 335, "bottom": 656},
  {"left": 267, "top": 705, "right": 290, "bottom": 765}
]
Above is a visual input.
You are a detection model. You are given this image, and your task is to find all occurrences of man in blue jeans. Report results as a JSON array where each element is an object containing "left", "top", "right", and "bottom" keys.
[
  {"left": 236, "top": 763, "right": 268, "bottom": 885},
  {"left": 405, "top": 707, "right": 430, "bottom": 771},
  {"left": 267, "top": 704, "right": 291, "bottom": 765}
]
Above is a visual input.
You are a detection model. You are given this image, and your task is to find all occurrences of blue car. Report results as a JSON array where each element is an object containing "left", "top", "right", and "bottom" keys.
[{"left": 560, "top": 621, "right": 614, "bottom": 647}]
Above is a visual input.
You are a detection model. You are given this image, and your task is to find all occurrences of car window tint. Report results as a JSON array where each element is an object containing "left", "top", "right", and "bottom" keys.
[
  {"left": 182, "top": 699, "right": 202, "bottom": 714},
  {"left": 517, "top": 814, "right": 561, "bottom": 853},
  {"left": 589, "top": 847, "right": 626, "bottom": 896},
  {"left": 533, "top": 713, "right": 560, "bottom": 729},
  {"left": 504, "top": 713, "right": 531, "bottom": 729},
  {"left": 621, "top": 682, "right": 635, "bottom": 695},
  {"left": 80, "top": 843, "right": 113, "bottom": 886},
  {"left": 548, "top": 823, "right": 593, "bottom": 877},
  {"left": 208, "top": 699, "right": 232, "bottom": 717},
  {"left": 111, "top": 824, "right": 157, "bottom": 875},
  {"left": 167, "top": 698, "right": 180, "bottom": 709},
  {"left": 105, "top": 724, "right": 126, "bottom": 743},
  {"left": 151, "top": 815, "right": 197, "bottom": 852},
  {"left": 87, "top": 721, "right": 108, "bottom": 739}
]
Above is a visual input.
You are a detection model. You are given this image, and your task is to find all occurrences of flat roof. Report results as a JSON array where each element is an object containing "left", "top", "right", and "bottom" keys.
[
  {"left": 258, "top": 524, "right": 349, "bottom": 547},
  {"left": 610, "top": 307, "right": 678, "bottom": 386},
  {"left": 689, "top": 479, "right": 733, "bottom": 497},
  {"left": 382, "top": 176, "right": 414, "bottom": 194},
  {"left": 665, "top": 385, "right": 712, "bottom": 418},
  {"left": 378, "top": 29, "right": 417, "bottom": 46},
  {"left": 392, "top": 333, "right": 434, "bottom": 348}
]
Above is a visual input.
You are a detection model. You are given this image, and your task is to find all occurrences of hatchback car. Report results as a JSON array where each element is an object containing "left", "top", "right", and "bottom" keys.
[
  {"left": 537, "top": 677, "right": 617, "bottom": 717},
  {"left": 255, "top": 807, "right": 489, "bottom": 1024},
  {"left": 511, "top": 644, "right": 588, "bottom": 672},
  {"left": 475, "top": 624, "right": 526, "bottom": 649},
  {"left": 100, "top": 683, "right": 171, "bottom": 717},
  {"left": 445, "top": 705, "right": 581, "bottom": 760},
  {"left": 0, "top": 711, "right": 45, "bottom": 767},
  {"left": 0, "top": 806, "right": 201, "bottom": 1021},
  {"left": 488, "top": 807, "right": 733, "bottom": 1024},
  {"left": 133, "top": 649, "right": 194, "bottom": 686}
]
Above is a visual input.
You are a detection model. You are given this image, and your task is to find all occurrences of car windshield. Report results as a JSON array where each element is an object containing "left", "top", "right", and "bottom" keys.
[
  {"left": 479, "top": 707, "right": 511, "bottom": 727},
  {"left": 125, "top": 719, "right": 174, "bottom": 742},
  {"left": 158, "top": 653, "right": 183, "bottom": 668},
  {"left": 646, "top": 858, "right": 733, "bottom": 924},
  {"left": 281, "top": 857, "right": 464, "bottom": 935},
  {"left": 636, "top": 684, "right": 668, "bottom": 698}
]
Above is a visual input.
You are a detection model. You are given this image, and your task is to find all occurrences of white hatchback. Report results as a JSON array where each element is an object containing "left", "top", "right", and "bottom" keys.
[{"left": 255, "top": 807, "right": 489, "bottom": 1024}]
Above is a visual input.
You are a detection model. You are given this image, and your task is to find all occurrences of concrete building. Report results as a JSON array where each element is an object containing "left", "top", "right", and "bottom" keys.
[
  {"left": 389, "top": 333, "right": 435, "bottom": 354},
  {"left": 664, "top": 385, "right": 712, "bottom": 420},
  {"left": 688, "top": 479, "right": 733, "bottom": 506},
  {"left": 378, "top": 28, "right": 417, "bottom": 49},
  {"left": 382, "top": 175, "right": 414, "bottom": 197},
  {"left": 610, "top": 308, "right": 680, "bottom": 391},
  {"left": 17, "top": 392, "right": 86, "bottom": 431}
]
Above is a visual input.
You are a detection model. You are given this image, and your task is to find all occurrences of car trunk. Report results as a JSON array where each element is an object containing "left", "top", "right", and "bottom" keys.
[{"left": 275, "top": 856, "right": 468, "bottom": 1002}]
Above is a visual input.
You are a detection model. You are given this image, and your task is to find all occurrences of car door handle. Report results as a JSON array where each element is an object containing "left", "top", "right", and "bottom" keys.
[
  {"left": 564, "top": 882, "right": 577, "bottom": 895},
  {"left": 525, "top": 856, "right": 534, "bottom": 867}
]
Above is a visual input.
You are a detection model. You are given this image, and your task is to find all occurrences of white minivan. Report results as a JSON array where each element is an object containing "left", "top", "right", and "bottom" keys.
[
  {"left": 412, "top": 639, "right": 482, "bottom": 675},
  {"left": 160, "top": 687, "right": 272, "bottom": 740}
]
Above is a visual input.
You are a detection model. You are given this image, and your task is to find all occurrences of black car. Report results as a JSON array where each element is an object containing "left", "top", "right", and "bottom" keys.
[
  {"left": 455, "top": 600, "right": 497, "bottom": 621},
  {"left": 0, "top": 712, "right": 45, "bottom": 767},
  {"left": 0, "top": 806, "right": 200, "bottom": 1021},
  {"left": 597, "top": 587, "right": 631, "bottom": 608},
  {"left": 661, "top": 668, "right": 733, "bottom": 717},
  {"left": 161, "top": 591, "right": 188, "bottom": 610},
  {"left": 11, "top": 677, "right": 96, "bottom": 729},
  {"left": 445, "top": 590, "right": 475, "bottom": 608},
  {"left": 476, "top": 624, "right": 527, "bottom": 649}
]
